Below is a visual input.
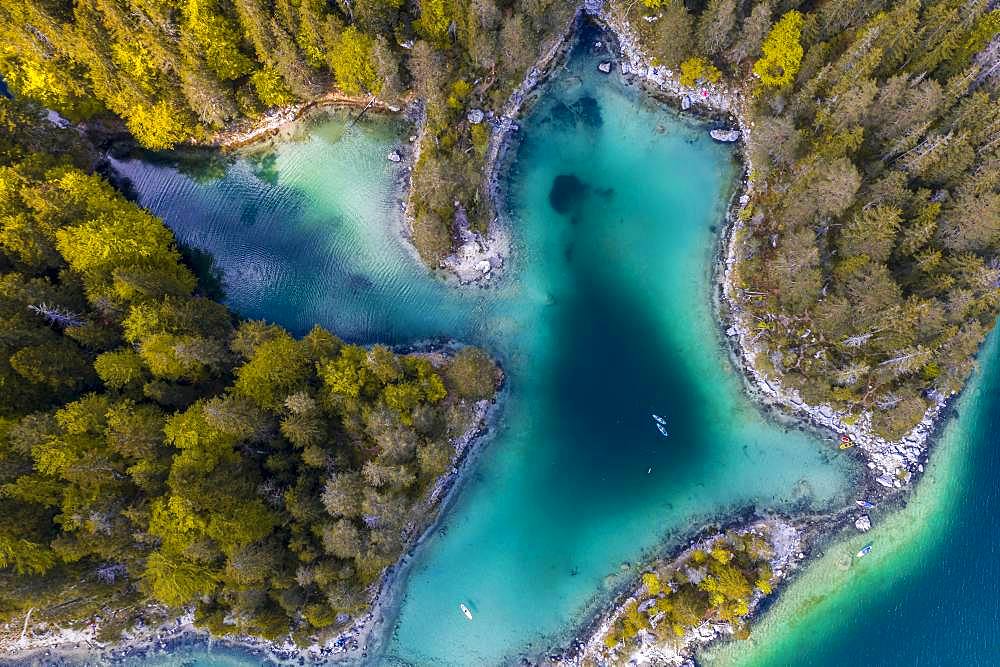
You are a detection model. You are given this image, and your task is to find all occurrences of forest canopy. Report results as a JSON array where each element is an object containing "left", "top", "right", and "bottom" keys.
[
  {"left": 0, "top": 99, "right": 499, "bottom": 643},
  {"left": 601, "top": 530, "right": 776, "bottom": 653}
]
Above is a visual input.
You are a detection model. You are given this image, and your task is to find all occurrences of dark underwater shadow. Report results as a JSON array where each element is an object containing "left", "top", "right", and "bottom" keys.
[
  {"left": 110, "top": 141, "right": 235, "bottom": 185},
  {"left": 178, "top": 243, "right": 226, "bottom": 302}
]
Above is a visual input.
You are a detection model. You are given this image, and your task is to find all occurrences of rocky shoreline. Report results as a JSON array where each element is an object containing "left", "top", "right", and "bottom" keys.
[
  {"left": 209, "top": 91, "right": 405, "bottom": 150},
  {"left": 548, "top": 502, "right": 880, "bottom": 667},
  {"left": 445, "top": 6, "right": 589, "bottom": 286},
  {"left": 546, "top": 496, "right": 877, "bottom": 667},
  {"left": 717, "top": 156, "right": 948, "bottom": 496},
  {"left": 316, "top": 383, "right": 502, "bottom": 665},
  {"left": 0, "top": 344, "right": 504, "bottom": 666},
  {"left": 564, "top": 516, "right": 808, "bottom": 667},
  {"left": 590, "top": 0, "right": 953, "bottom": 524}
]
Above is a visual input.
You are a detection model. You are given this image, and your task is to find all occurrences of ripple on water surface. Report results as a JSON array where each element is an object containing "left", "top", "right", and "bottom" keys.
[{"left": 113, "top": 26, "right": 860, "bottom": 667}]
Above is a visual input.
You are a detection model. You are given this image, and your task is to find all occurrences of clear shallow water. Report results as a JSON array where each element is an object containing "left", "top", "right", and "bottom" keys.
[{"left": 112, "top": 25, "right": 859, "bottom": 665}]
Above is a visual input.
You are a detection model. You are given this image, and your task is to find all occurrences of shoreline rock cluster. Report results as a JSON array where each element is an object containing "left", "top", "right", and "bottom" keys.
[{"left": 443, "top": 5, "right": 591, "bottom": 286}]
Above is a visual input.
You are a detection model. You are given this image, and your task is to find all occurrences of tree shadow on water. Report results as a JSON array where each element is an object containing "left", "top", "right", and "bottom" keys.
[{"left": 179, "top": 243, "right": 226, "bottom": 302}]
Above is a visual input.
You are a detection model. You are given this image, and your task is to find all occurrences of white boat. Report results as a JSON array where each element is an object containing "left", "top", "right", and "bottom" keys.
[
  {"left": 652, "top": 414, "right": 667, "bottom": 425},
  {"left": 856, "top": 543, "right": 872, "bottom": 558},
  {"left": 460, "top": 603, "right": 473, "bottom": 620},
  {"left": 656, "top": 422, "right": 669, "bottom": 438}
]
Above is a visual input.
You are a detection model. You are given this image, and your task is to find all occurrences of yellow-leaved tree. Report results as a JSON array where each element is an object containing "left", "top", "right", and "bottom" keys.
[
  {"left": 414, "top": 0, "right": 450, "bottom": 45},
  {"left": 753, "top": 10, "right": 804, "bottom": 89},
  {"left": 125, "top": 100, "right": 201, "bottom": 151},
  {"left": 330, "top": 26, "right": 381, "bottom": 95},
  {"left": 679, "top": 56, "right": 722, "bottom": 87},
  {"left": 250, "top": 67, "right": 296, "bottom": 107}
]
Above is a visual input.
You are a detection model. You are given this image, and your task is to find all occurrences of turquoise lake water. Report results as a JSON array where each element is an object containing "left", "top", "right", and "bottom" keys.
[{"left": 108, "top": 25, "right": 883, "bottom": 666}]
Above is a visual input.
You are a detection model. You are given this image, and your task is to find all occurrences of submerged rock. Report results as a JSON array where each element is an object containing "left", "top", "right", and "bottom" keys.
[
  {"left": 549, "top": 174, "right": 587, "bottom": 214},
  {"left": 571, "top": 94, "right": 603, "bottom": 129},
  {"left": 876, "top": 474, "right": 896, "bottom": 488},
  {"left": 598, "top": 61, "right": 612, "bottom": 73}
]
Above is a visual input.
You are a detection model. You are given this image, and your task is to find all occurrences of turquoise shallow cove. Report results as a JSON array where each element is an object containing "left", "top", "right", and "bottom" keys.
[{"left": 113, "top": 27, "right": 861, "bottom": 665}]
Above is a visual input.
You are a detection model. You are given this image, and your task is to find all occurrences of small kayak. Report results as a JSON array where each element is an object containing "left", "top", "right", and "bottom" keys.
[
  {"left": 460, "top": 603, "right": 473, "bottom": 620},
  {"left": 839, "top": 435, "right": 854, "bottom": 449},
  {"left": 856, "top": 499, "right": 875, "bottom": 510},
  {"left": 856, "top": 543, "right": 873, "bottom": 558}
]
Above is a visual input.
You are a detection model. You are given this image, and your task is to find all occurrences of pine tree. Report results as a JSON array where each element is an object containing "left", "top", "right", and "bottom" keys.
[
  {"left": 697, "top": 0, "right": 739, "bottom": 57},
  {"left": 724, "top": 0, "right": 773, "bottom": 66}
]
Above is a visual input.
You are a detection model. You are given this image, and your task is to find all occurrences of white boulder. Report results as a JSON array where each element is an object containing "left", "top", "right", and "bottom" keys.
[{"left": 709, "top": 128, "right": 741, "bottom": 142}]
